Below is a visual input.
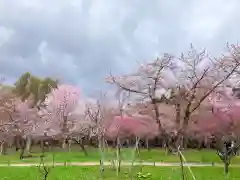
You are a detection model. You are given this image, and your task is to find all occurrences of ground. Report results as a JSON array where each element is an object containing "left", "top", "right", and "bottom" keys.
[
  {"left": 1, "top": 146, "right": 240, "bottom": 164},
  {"left": 0, "top": 166, "right": 239, "bottom": 180},
  {"left": 0, "top": 146, "right": 239, "bottom": 179}
]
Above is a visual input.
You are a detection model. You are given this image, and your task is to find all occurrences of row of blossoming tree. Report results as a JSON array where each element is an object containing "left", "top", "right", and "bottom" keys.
[
  {"left": 106, "top": 44, "right": 240, "bottom": 152},
  {"left": 0, "top": 45, "right": 239, "bottom": 171}
]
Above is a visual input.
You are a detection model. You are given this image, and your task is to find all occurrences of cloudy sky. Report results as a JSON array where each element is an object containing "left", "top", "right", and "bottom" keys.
[{"left": 0, "top": 0, "right": 239, "bottom": 96}]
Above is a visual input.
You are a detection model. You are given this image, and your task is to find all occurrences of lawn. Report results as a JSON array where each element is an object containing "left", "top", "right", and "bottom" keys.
[
  {"left": 0, "top": 166, "right": 239, "bottom": 180},
  {"left": 0, "top": 146, "right": 240, "bottom": 164}
]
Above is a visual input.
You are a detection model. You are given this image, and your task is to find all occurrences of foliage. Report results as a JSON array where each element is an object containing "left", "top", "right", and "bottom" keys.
[
  {"left": 105, "top": 114, "right": 158, "bottom": 140},
  {"left": 135, "top": 172, "right": 152, "bottom": 180},
  {"left": 13, "top": 72, "right": 58, "bottom": 107}
]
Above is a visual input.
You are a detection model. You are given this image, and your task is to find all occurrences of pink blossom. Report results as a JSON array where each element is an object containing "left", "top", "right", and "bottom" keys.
[
  {"left": 105, "top": 114, "right": 159, "bottom": 140},
  {"left": 46, "top": 84, "right": 80, "bottom": 116},
  {"left": 189, "top": 88, "right": 240, "bottom": 139}
]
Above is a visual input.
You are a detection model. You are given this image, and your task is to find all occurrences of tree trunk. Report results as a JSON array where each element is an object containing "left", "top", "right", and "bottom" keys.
[
  {"left": 175, "top": 103, "right": 181, "bottom": 125},
  {"left": 46, "top": 140, "right": 53, "bottom": 152},
  {"left": 79, "top": 143, "right": 88, "bottom": 156},
  {"left": 73, "top": 139, "right": 88, "bottom": 156},
  {"left": 126, "top": 139, "right": 130, "bottom": 148},
  {"left": 26, "top": 136, "right": 32, "bottom": 155},
  {"left": 175, "top": 130, "right": 183, "bottom": 150},
  {"left": 152, "top": 99, "right": 171, "bottom": 151},
  {"left": 176, "top": 114, "right": 189, "bottom": 149},
  {"left": 68, "top": 139, "right": 72, "bottom": 152},
  {"left": 197, "top": 140, "right": 202, "bottom": 150},
  {"left": 61, "top": 115, "right": 68, "bottom": 149},
  {"left": 224, "top": 162, "right": 229, "bottom": 175},
  {"left": 62, "top": 139, "right": 67, "bottom": 149},
  {"left": 40, "top": 140, "right": 45, "bottom": 154},
  {"left": 15, "top": 136, "right": 21, "bottom": 151},
  {"left": 89, "top": 138, "right": 97, "bottom": 148},
  {"left": 236, "top": 136, "right": 240, "bottom": 156},
  {"left": 0, "top": 142, "right": 7, "bottom": 155},
  {"left": 98, "top": 136, "right": 105, "bottom": 176},
  {"left": 205, "top": 138, "right": 211, "bottom": 149},
  {"left": 179, "top": 149, "right": 186, "bottom": 180},
  {"left": 145, "top": 139, "right": 150, "bottom": 151},
  {"left": 130, "top": 137, "right": 140, "bottom": 179},
  {"left": 20, "top": 139, "right": 26, "bottom": 160},
  {"left": 116, "top": 137, "right": 121, "bottom": 176}
]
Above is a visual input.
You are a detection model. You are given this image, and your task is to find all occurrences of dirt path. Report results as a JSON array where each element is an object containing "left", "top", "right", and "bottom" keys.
[{"left": 0, "top": 162, "right": 239, "bottom": 167}]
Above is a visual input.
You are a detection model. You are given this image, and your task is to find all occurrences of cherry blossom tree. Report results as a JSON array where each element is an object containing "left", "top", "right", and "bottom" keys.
[
  {"left": 122, "top": 101, "right": 177, "bottom": 150},
  {"left": 207, "top": 89, "right": 240, "bottom": 174},
  {"left": 43, "top": 84, "right": 86, "bottom": 149},
  {"left": 65, "top": 113, "right": 92, "bottom": 154},
  {"left": 85, "top": 93, "right": 124, "bottom": 175},
  {"left": 106, "top": 54, "right": 173, "bottom": 134},
  {"left": 208, "top": 87, "right": 240, "bottom": 148},
  {"left": 0, "top": 98, "right": 41, "bottom": 158},
  {"left": 0, "top": 84, "right": 87, "bottom": 158},
  {"left": 0, "top": 88, "right": 17, "bottom": 155},
  {"left": 105, "top": 114, "right": 158, "bottom": 141},
  {"left": 106, "top": 44, "right": 240, "bottom": 149},
  {"left": 187, "top": 110, "right": 231, "bottom": 149},
  {"left": 85, "top": 99, "right": 108, "bottom": 175}
]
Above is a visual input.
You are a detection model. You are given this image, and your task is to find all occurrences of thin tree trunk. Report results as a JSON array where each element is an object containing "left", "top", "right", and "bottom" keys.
[
  {"left": 183, "top": 136, "right": 187, "bottom": 149},
  {"left": 177, "top": 116, "right": 189, "bottom": 150},
  {"left": 26, "top": 136, "right": 32, "bottom": 155},
  {"left": 62, "top": 115, "right": 68, "bottom": 149},
  {"left": 48, "top": 140, "right": 53, "bottom": 152},
  {"left": 130, "top": 137, "right": 140, "bottom": 180},
  {"left": 175, "top": 102, "right": 181, "bottom": 125},
  {"left": 20, "top": 139, "right": 26, "bottom": 160},
  {"left": 152, "top": 98, "right": 171, "bottom": 151},
  {"left": 68, "top": 139, "right": 72, "bottom": 152},
  {"left": 0, "top": 142, "right": 4, "bottom": 155},
  {"left": 224, "top": 162, "right": 229, "bottom": 175},
  {"left": 126, "top": 139, "right": 130, "bottom": 148},
  {"left": 179, "top": 149, "right": 186, "bottom": 180},
  {"left": 146, "top": 138, "right": 150, "bottom": 151},
  {"left": 116, "top": 137, "right": 121, "bottom": 176},
  {"left": 40, "top": 139, "right": 45, "bottom": 154},
  {"left": 197, "top": 140, "right": 202, "bottom": 150},
  {"left": 73, "top": 139, "right": 88, "bottom": 156},
  {"left": 15, "top": 136, "right": 21, "bottom": 151},
  {"left": 236, "top": 136, "right": 240, "bottom": 156},
  {"left": 62, "top": 139, "right": 66, "bottom": 149},
  {"left": 98, "top": 136, "right": 105, "bottom": 177}
]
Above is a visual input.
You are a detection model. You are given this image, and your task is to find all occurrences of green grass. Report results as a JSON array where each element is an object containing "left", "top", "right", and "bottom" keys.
[
  {"left": 1, "top": 146, "right": 240, "bottom": 164},
  {"left": 0, "top": 166, "right": 239, "bottom": 180}
]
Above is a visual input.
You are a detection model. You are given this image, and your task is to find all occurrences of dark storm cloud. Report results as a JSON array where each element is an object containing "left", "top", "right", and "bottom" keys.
[{"left": 0, "top": 0, "right": 239, "bottom": 95}]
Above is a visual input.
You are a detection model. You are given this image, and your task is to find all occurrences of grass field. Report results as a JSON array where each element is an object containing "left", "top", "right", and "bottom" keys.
[
  {"left": 0, "top": 166, "right": 239, "bottom": 180},
  {"left": 0, "top": 146, "right": 240, "bottom": 164},
  {"left": 0, "top": 147, "right": 240, "bottom": 179}
]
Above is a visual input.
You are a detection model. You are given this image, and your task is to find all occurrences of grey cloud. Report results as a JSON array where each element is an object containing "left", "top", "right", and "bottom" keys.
[{"left": 0, "top": 0, "right": 240, "bottom": 96}]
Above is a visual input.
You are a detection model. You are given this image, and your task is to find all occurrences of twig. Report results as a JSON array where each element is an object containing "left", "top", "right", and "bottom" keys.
[
  {"left": 38, "top": 154, "right": 51, "bottom": 180},
  {"left": 130, "top": 136, "right": 140, "bottom": 180},
  {"left": 178, "top": 146, "right": 186, "bottom": 180},
  {"left": 178, "top": 146, "right": 197, "bottom": 180}
]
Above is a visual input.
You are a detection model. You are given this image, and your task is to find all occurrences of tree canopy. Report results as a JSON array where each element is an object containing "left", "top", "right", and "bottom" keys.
[{"left": 13, "top": 72, "right": 58, "bottom": 107}]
